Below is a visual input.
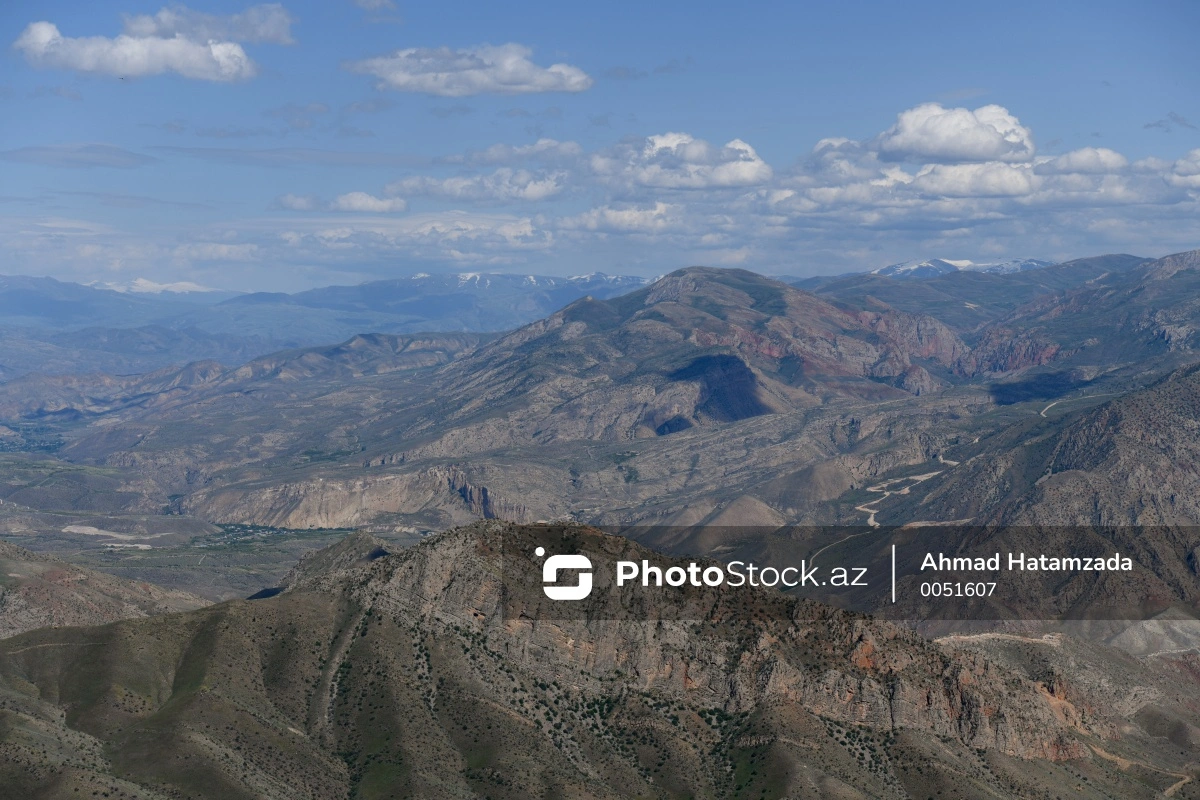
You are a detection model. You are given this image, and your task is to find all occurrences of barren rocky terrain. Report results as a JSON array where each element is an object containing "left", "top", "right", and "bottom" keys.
[
  {"left": 0, "top": 540, "right": 207, "bottom": 639},
  {"left": 3, "top": 523, "right": 1198, "bottom": 798},
  {"left": 2, "top": 253, "right": 1200, "bottom": 797}
]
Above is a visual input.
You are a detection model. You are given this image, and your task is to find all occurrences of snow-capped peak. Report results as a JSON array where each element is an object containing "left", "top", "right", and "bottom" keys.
[
  {"left": 92, "top": 277, "right": 220, "bottom": 294},
  {"left": 872, "top": 257, "right": 1053, "bottom": 280}
]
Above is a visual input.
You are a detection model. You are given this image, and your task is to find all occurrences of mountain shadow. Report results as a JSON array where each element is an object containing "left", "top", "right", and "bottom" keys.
[{"left": 667, "top": 354, "right": 771, "bottom": 423}]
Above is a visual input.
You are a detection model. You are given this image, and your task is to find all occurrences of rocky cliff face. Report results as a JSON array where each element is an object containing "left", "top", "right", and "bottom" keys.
[
  {"left": 955, "top": 327, "right": 1063, "bottom": 376},
  {"left": 0, "top": 523, "right": 1138, "bottom": 799}
]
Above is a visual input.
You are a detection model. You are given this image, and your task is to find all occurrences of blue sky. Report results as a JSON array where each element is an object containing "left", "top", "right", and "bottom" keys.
[{"left": 1, "top": 0, "right": 1198, "bottom": 291}]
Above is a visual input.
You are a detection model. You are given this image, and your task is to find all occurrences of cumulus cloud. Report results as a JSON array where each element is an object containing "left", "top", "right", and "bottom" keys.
[
  {"left": 345, "top": 43, "right": 592, "bottom": 96},
  {"left": 15, "top": 23, "right": 252, "bottom": 82},
  {"left": 330, "top": 192, "right": 408, "bottom": 212},
  {"left": 11, "top": 98, "right": 1197, "bottom": 287},
  {"left": 591, "top": 133, "right": 772, "bottom": 189},
  {"left": 13, "top": 5, "right": 291, "bottom": 82},
  {"left": 1037, "top": 147, "right": 1128, "bottom": 175},
  {"left": 398, "top": 213, "right": 545, "bottom": 250},
  {"left": 876, "top": 103, "right": 1035, "bottom": 163},
  {"left": 787, "top": 103, "right": 1156, "bottom": 212},
  {"left": 1169, "top": 150, "right": 1200, "bottom": 190},
  {"left": 122, "top": 4, "right": 294, "bottom": 44},
  {"left": 386, "top": 168, "right": 567, "bottom": 202},
  {"left": 913, "top": 162, "right": 1038, "bottom": 197},
  {"left": 0, "top": 143, "right": 155, "bottom": 168},
  {"left": 740, "top": 98, "right": 1200, "bottom": 268},
  {"left": 559, "top": 202, "right": 683, "bottom": 233}
]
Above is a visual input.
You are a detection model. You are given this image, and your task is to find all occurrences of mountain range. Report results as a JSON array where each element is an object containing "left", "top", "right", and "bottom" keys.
[
  {"left": 0, "top": 255, "right": 1106, "bottom": 381},
  {"left": 4, "top": 521, "right": 1199, "bottom": 798},
  {"left": 1, "top": 254, "right": 1199, "bottom": 536},
  {"left": 870, "top": 257, "right": 1055, "bottom": 279},
  {"left": 0, "top": 271, "right": 648, "bottom": 380},
  {"left": 3, "top": 250, "right": 1200, "bottom": 797}
]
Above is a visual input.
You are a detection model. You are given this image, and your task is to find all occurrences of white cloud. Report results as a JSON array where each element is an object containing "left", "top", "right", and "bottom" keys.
[
  {"left": 913, "top": 162, "right": 1038, "bottom": 197},
  {"left": 1168, "top": 150, "right": 1200, "bottom": 190},
  {"left": 784, "top": 104, "right": 1167, "bottom": 213},
  {"left": 591, "top": 133, "right": 773, "bottom": 189},
  {"left": 122, "top": 4, "right": 294, "bottom": 45},
  {"left": 387, "top": 168, "right": 567, "bottom": 201},
  {"left": 399, "top": 213, "right": 543, "bottom": 248},
  {"left": 876, "top": 103, "right": 1035, "bottom": 163},
  {"left": 730, "top": 100, "right": 1200, "bottom": 268},
  {"left": 447, "top": 138, "right": 582, "bottom": 166},
  {"left": 117, "top": 277, "right": 219, "bottom": 293},
  {"left": 560, "top": 202, "right": 683, "bottom": 233},
  {"left": 330, "top": 192, "right": 408, "bottom": 212},
  {"left": 257, "top": 211, "right": 553, "bottom": 265},
  {"left": 1037, "top": 147, "right": 1128, "bottom": 175},
  {"left": 14, "top": 20, "right": 257, "bottom": 81},
  {"left": 345, "top": 43, "right": 592, "bottom": 96},
  {"left": 7, "top": 100, "right": 1197, "bottom": 288}
]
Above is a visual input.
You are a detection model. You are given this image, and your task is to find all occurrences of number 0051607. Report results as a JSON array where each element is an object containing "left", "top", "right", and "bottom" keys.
[{"left": 919, "top": 582, "right": 997, "bottom": 598}]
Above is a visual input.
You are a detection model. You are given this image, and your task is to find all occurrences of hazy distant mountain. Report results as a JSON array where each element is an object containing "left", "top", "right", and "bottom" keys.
[
  {"left": 805, "top": 254, "right": 1150, "bottom": 332},
  {"left": 872, "top": 257, "right": 1054, "bottom": 279},
  {"left": 0, "top": 331, "right": 485, "bottom": 422},
  {"left": 0, "top": 270, "right": 648, "bottom": 379},
  {"left": 191, "top": 271, "right": 651, "bottom": 339},
  {"left": 0, "top": 274, "right": 198, "bottom": 329},
  {"left": 0, "top": 271, "right": 649, "bottom": 337},
  {"left": 240, "top": 271, "right": 650, "bottom": 314},
  {"left": 90, "top": 276, "right": 244, "bottom": 302}
]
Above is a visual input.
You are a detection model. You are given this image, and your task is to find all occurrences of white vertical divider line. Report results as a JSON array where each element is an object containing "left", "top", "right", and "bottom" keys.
[{"left": 891, "top": 544, "right": 896, "bottom": 603}]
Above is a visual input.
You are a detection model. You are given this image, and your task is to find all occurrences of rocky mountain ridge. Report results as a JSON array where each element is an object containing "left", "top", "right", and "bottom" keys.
[
  {"left": 7, "top": 522, "right": 1189, "bottom": 798},
  {"left": 872, "top": 257, "right": 1054, "bottom": 279}
]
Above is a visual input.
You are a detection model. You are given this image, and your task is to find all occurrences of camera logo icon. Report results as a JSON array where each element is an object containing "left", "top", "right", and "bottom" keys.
[{"left": 536, "top": 546, "right": 593, "bottom": 600}]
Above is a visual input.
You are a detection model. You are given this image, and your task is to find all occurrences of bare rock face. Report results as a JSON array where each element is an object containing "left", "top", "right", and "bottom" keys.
[
  {"left": 324, "top": 523, "right": 1090, "bottom": 758},
  {"left": 3, "top": 524, "right": 1193, "bottom": 798}
]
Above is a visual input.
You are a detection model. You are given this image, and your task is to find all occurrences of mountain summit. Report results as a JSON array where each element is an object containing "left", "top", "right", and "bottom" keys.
[{"left": 872, "top": 257, "right": 1054, "bottom": 279}]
